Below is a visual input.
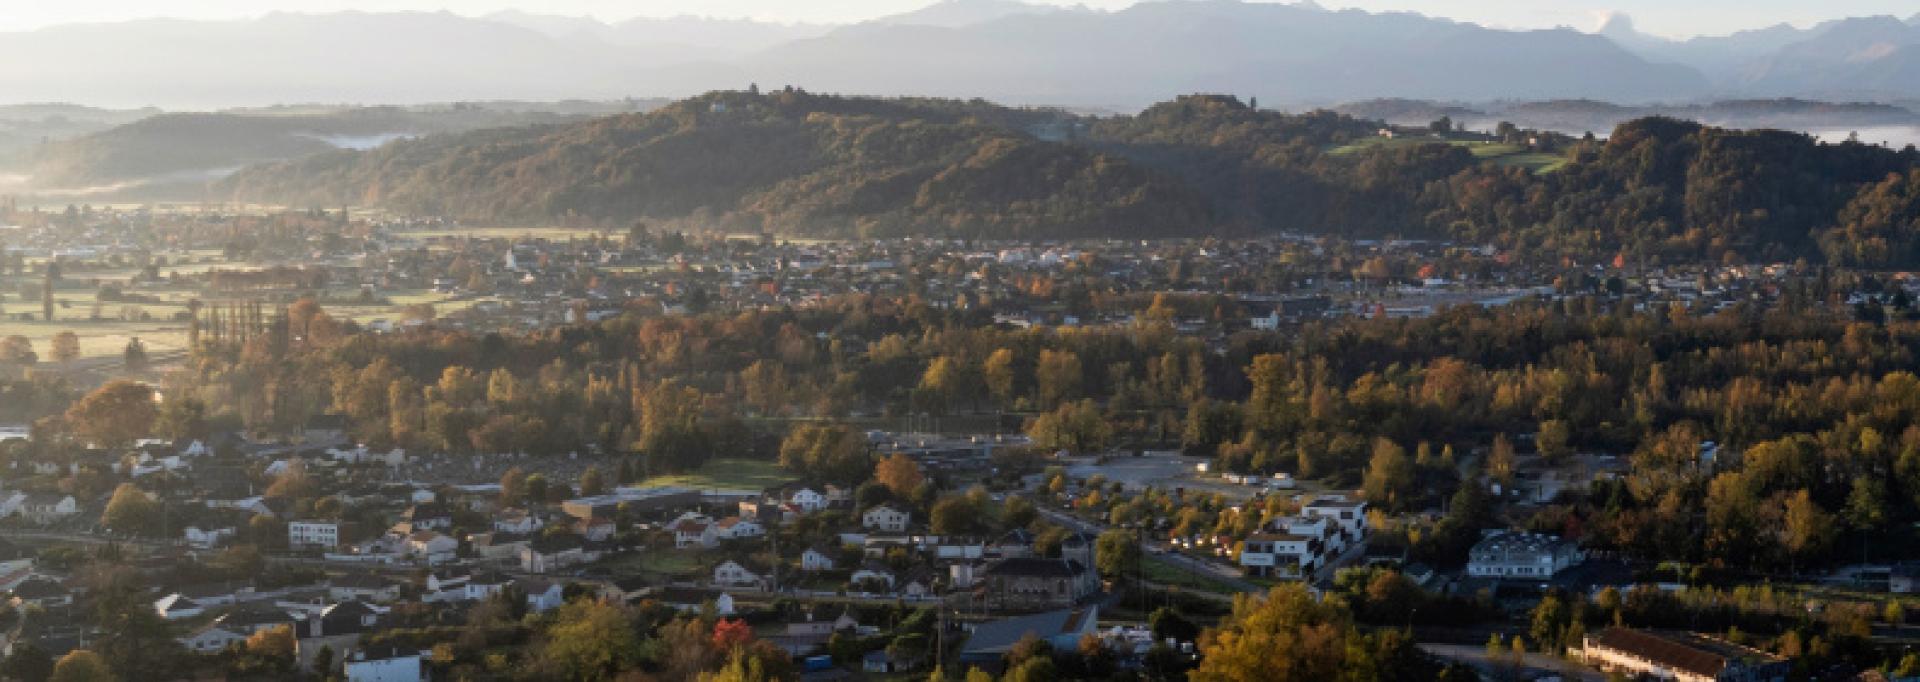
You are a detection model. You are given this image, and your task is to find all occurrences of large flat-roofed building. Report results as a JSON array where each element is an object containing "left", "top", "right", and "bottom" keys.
[
  {"left": 1580, "top": 628, "right": 1788, "bottom": 682},
  {"left": 560, "top": 486, "right": 700, "bottom": 519},
  {"left": 1467, "top": 530, "right": 1582, "bottom": 579}
]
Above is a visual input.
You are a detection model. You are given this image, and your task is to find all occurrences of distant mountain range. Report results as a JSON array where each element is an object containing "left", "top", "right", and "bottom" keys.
[
  {"left": 6, "top": 1, "right": 1920, "bottom": 110},
  {"left": 1598, "top": 12, "right": 1920, "bottom": 102}
]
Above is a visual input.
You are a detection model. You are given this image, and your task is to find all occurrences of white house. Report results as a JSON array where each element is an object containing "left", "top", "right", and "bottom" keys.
[
  {"left": 520, "top": 579, "right": 566, "bottom": 613},
  {"left": 491, "top": 509, "right": 543, "bottom": 534},
  {"left": 861, "top": 504, "right": 911, "bottom": 532},
  {"left": 789, "top": 487, "right": 826, "bottom": 513},
  {"left": 712, "top": 560, "right": 766, "bottom": 589},
  {"left": 289, "top": 520, "right": 341, "bottom": 549},
  {"left": 180, "top": 623, "right": 251, "bottom": 653},
  {"left": 670, "top": 516, "right": 718, "bottom": 549},
  {"left": 714, "top": 516, "right": 764, "bottom": 540},
  {"left": 344, "top": 647, "right": 424, "bottom": 682},
  {"left": 184, "top": 525, "right": 237, "bottom": 549},
  {"left": 18, "top": 494, "right": 77, "bottom": 524},
  {"left": 406, "top": 531, "right": 459, "bottom": 565},
  {"left": 800, "top": 547, "right": 837, "bottom": 572}
]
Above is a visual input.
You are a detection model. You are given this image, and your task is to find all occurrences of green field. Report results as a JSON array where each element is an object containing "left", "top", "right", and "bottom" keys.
[
  {"left": 1328, "top": 137, "right": 1568, "bottom": 173},
  {"left": 640, "top": 458, "right": 794, "bottom": 491},
  {"left": 1142, "top": 555, "right": 1245, "bottom": 595}
]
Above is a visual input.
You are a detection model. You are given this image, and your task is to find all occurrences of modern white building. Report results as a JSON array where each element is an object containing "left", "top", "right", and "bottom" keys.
[
  {"left": 1239, "top": 532, "right": 1319, "bottom": 578},
  {"left": 1467, "top": 530, "right": 1583, "bottom": 579},
  {"left": 289, "top": 520, "right": 341, "bottom": 549}
]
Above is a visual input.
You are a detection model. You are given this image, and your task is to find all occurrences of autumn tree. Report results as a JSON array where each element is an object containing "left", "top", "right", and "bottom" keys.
[
  {"left": 1026, "top": 400, "right": 1111, "bottom": 454},
  {"left": 1361, "top": 438, "right": 1415, "bottom": 511},
  {"left": 538, "top": 600, "right": 641, "bottom": 682},
  {"left": 779, "top": 423, "right": 870, "bottom": 484},
  {"left": 65, "top": 381, "right": 155, "bottom": 448},
  {"left": 37, "top": 332, "right": 72, "bottom": 369},
  {"left": 101, "top": 484, "right": 158, "bottom": 537},
  {"left": 874, "top": 453, "right": 925, "bottom": 498},
  {"left": 1035, "top": 350, "right": 1082, "bottom": 405},
  {"left": 0, "top": 335, "right": 35, "bottom": 365},
  {"left": 579, "top": 466, "right": 607, "bottom": 497},
  {"left": 983, "top": 348, "right": 1017, "bottom": 408},
  {"left": 501, "top": 467, "right": 529, "bottom": 506},
  {"left": 1191, "top": 584, "right": 1430, "bottom": 681},
  {"left": 48, "top": 650, "right": 111, "bottom": 682},
  {"left": 1095, "top": 529, "right": 1140, "bottom": 579}
]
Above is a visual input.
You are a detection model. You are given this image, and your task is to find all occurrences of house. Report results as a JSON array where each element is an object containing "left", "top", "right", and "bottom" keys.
[
  {"left": 788, "top": 486, "right": 826, "bottom": 513},
  {"left": 850, "top": 563, "right": 897, "bottom": 591},
  {"left": 645, "top": 587, "right": 737, "bottom": 616},
  {"left": 1895, "top": 563, "right": 1920, "bottom": 594},
  {"left": 864, "top": 649, "right": 924, "bottom": 674},
  {"left": 492, "top": 509, "right": 543, "bottom": 534},
  {"left": 180, "top": 622, "right": 252, "bottom": 653},
  {"left": 10, "top": 577, "right": 72, "bottom": 608},
  {"left": 861, "top": 504, "right": 912, "bottom": 532},
  {"left": 712, "top": 560, "right": 767, "bottom": 590},
  {"left": 1578, "top": 628, "right": 1789, "bottom": 682},
  {"left": 18, "top": 493, "right": 77, "bottom": 524},
  {"left": 289, "top": 520, "right": 341, "bottom": 549},
  {"left": 1301, "top": 496, "right": 1369, "bottom": 544},
  {"left": 959, "top": 606, "right": 1100, "bottom": 667},
  {"left": 329, "top": 574, "right": 400, "bottom": 604},
  {"left": 574, "top": 516, "right": 616, "bottom": 542},
  {"left": 981, "top": 558, "right": 1099, "bottom": 610},
  {"left": 1240, "top": 532, "right": 1319, "bottom": 578},
  {"left": 522, "top": 534, "right": 596, "bottom": 574},
  {"left": 406, "top": 531, "right": 459, "bottom": 564},
  {"left": 344, "top": 646, "right": 424, "bottom": 682},
  {"left": 900, "top": 572, "right": 936, "bottom": 599},
  {"left": 154, "top": 593, "right": 205, "bottom": 620},
  {"left": 714, "top": 516, "right": 764, "bottom": 540},
  {"left": 670, "top": 515, "right": 718, "bottom": 549},
  {"left": 0, "top": 538, "right": 35, "bottom": 576},
  {"left": 398, "top": 503, "right": 453, "bottom": 532},
  {"left": 519, "top": 578, "right": 566, "bottom": 613},
  {"left": 786, "top": 607, "right": 863, "bottom": 637},
  {"left": 184, "top": 525, "right": 237, "bottom": 549},
  {"left": 1467, "top": 531, "right": 1583, "bottom": 580},
  {"left": 800, "top": 547, "right": 838, "bottom": 572}
]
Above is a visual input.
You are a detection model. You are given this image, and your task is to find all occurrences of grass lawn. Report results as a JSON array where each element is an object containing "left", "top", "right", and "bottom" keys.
[
  {"left": 1141, "top": 555, "right": 1244, "bottom": 595},
  {"left": 1328, "top": 137, "right": 1568, "bottom": 173},
  {"left": 598, "top": 549, "right": 710, "bottom": 580},
  {"left": 641, "top": 458, "right": 794, "bottom": 491}
]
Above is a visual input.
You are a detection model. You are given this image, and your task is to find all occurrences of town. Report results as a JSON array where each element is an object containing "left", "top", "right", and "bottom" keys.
[{"left": 0, "top": 205, "right": 1916, "bottom": 681}]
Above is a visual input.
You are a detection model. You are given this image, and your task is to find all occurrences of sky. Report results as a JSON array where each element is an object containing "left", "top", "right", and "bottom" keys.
[{"left": 0, "top": 0, "right": 1915, "bottom": 39}]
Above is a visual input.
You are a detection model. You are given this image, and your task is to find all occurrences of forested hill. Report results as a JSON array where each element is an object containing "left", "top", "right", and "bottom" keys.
[
  {"left": 222, "top": 90, "right": 1920, "bottom": 267},
  {"left": 215, "top": 90, "right": 1214, "bottom": 240}
]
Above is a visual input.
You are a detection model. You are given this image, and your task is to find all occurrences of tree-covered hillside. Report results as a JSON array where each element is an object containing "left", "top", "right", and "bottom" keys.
[
  {"left": 220, "top": 90, "right": 1920, "bottom": 267},
  {"left": 218, "top": 90, "right": 1212, "bottom": 239}
]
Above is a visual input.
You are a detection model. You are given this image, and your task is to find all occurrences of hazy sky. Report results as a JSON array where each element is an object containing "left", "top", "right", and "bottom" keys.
[{"left": 1, "top": 0, "right": 1915, "bottom": 39}]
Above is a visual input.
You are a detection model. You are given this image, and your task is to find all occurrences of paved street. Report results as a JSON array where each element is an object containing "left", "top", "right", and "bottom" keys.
[{"left": 1419, "top": 643, "right": 1606, "bottom": 681}]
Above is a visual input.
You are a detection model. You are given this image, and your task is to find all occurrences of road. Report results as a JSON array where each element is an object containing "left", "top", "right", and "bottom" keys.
[{"left": 1036, "top": 506, "right": 1265, "bottom": 594}]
